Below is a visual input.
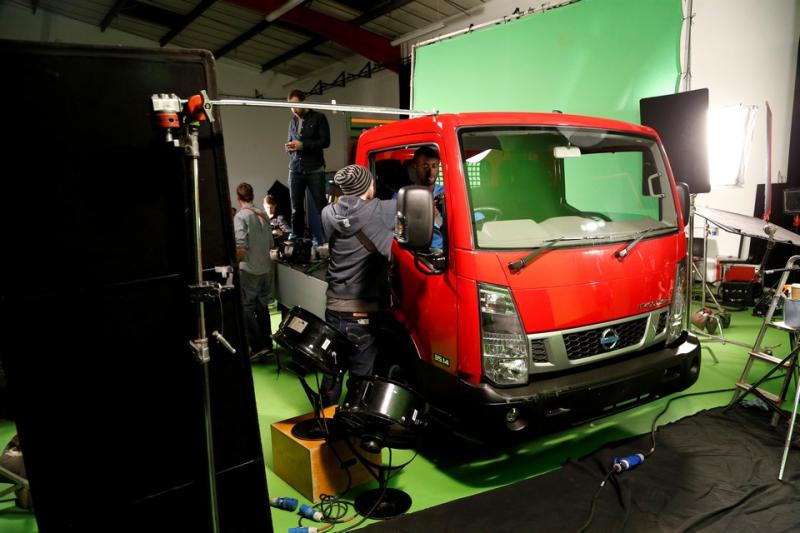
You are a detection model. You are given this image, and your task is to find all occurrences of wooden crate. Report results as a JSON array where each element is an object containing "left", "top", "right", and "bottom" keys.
[{"left": 271, "top": 407, "right": 379, "bottom": 502}]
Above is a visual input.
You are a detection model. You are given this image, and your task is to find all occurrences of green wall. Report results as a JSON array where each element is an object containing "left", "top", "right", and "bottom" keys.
[{"left": 413, "top": 0, "right": 682, "bottom": 123}]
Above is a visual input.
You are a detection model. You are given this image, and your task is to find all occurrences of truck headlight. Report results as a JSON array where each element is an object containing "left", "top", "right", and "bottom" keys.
[
  {"left": 666, "top": 261, "right": 687, "bottom": 344},
  {"left": 479, "top": 283, "right": 529, "bottom": 386}
]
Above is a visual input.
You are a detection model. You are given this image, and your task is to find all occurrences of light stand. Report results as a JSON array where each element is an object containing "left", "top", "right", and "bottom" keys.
[
  {"left": 343, "top": 438, "right": 415, "bottom": 519},
  {"left": 334, "top": 377, "right": 427, "bottom": 519},
  {"left": 152, "top": 93, "right": 238, "bottom": 533},
  {"left": 273, "top": 306, "right": 354, "bottom": 440},
  {"left": 290, "top": 370, "right": 343, "bottom": 441},
  {"left": 688, "top": 203, "right": 783, "bottom": 353},
  {"left": 686, "top": 195, "right": 724, "bottom": 359}
]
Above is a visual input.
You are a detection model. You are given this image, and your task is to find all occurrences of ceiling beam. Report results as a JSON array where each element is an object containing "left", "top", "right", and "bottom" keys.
[
  {"left": 260, "top": 35, "right": 325, "bottom": 72},
  {"left": 260, "top": 0, "right": 412, "bottom": 71},
  {"left": 160, "top": 0, "right": 218, "bottom": 46},
  {"left": 100, "top": 0, "right": 128, "bottom": 32},
  {"left": 102, "top": 1, "right": 183, "bottom": 31},
  {"left": 226, "top": 0, "right": 400, "bottom": 71},
  {"left": 214, "top": 19, "right": 315, "bottom": 59},
  {"left": 215, "top": 20, "right": 272, "bottom": 58},
  {"left": 214, "top": 18, "right": 315, "bottom": 60}
]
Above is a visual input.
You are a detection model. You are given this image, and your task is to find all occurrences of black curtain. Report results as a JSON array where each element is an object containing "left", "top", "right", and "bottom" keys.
[{"left": 0, "top": 40, "right": 271, "bottom": 533}]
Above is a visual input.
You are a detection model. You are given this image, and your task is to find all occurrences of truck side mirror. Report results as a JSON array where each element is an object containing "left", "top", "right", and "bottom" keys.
[
  {"left": 676, "top": 182, "right": 691, "bottom": 225},
  {"left": 395, "top": 186, "right": 433, "bottom": 250}
]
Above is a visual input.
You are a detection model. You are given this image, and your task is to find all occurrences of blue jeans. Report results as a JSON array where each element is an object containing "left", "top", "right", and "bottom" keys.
[
  {"left": 289, "top": 170, "right": 326, "bottom": 244},
  {"left": 239, "top": 270, "right": 273, "bottom": 353},
  {"left": 321, "top": 310, "right": 379, "bottom": 406}
]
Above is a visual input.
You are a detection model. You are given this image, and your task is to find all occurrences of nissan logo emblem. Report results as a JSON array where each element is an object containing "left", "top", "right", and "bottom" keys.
[{"left": 599, "top": 328, "right": 620, "bottom": 351}]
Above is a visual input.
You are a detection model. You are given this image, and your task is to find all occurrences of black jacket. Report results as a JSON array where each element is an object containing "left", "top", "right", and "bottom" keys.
[
  {"left": 322, "top": 196, "right": 396, "bottom": 302},
  {"left": 287, "top": 109, "right": 330, "bottom": 173}
]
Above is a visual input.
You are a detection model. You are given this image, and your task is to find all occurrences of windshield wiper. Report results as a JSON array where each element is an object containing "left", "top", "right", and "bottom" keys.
[
  {"left": 508, "top": 236, "right": 583, "bottom": 273},
  {"left": 615, "top": 227, "right": 671, "bottom": 259}
]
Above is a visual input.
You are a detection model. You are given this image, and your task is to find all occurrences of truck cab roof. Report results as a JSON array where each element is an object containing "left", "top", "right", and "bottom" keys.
[{"left": 359, "top": 111, "right": 659, "bottom": 143}]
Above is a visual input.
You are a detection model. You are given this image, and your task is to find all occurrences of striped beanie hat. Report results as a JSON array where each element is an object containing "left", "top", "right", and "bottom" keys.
[{"left": 334, "top": 165, "right": 373, "bottom": 197}]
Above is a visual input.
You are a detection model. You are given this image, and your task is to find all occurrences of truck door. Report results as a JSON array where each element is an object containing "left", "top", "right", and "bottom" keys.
[{"left": 370, "top": 142, "right": 459, "bottom": 375}]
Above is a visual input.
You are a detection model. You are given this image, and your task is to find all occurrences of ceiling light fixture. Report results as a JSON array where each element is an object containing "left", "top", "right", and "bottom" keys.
[{"left": 265, "top": 0, "right": 306, "bottom": 22}]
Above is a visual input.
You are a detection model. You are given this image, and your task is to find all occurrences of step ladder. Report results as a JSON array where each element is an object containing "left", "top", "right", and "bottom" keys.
[{"left": 728, "top": 254, "right": 800, "bottom": 480}]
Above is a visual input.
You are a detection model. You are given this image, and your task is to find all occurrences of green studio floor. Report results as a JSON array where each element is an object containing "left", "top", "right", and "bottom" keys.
[{"left": 1, "top": 302, "right": 797, "bottom": 532}]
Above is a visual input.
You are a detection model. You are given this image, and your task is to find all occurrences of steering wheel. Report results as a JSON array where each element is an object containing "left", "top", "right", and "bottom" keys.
[{"left": 473, "top": 206, "right": 504, "bottom": 223}]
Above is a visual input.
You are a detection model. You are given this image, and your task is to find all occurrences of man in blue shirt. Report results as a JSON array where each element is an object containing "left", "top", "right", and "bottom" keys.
[
  {"left": 411, "top": 146, "right": 444, "bottom": 250},
  {"left": 286, "top": 89, "right": 330, "bottom": 244}
]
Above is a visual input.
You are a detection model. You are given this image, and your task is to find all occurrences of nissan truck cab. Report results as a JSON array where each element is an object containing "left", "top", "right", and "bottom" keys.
[{"left": 358, "top": 112, "right": 700, "bottom": 433}]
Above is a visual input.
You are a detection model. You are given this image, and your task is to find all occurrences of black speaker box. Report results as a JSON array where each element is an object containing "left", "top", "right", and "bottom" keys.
[
  {"left": 783, "top": 187, "right": 800, "bottom": 215},
  {"left": 0, "top": 40, "right": 271, "bottom": 532},
  {"left": 719, "top": 281, "right": 763, "bottom": 307},
  {"left": 751, "top": 183, "right": 800, "bottom": 287}
]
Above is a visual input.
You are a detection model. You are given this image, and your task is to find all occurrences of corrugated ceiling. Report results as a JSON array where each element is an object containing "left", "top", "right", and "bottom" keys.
[{"left": 6, "top": 0, "right": 486, "bottom": 81}]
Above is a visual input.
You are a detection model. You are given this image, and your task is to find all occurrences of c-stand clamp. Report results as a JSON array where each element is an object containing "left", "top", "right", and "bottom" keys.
[
  {"left": 189, "top": 337, "right": 210, "bottom": 364},
  {"left": 213, "top": 265, "right": 235, "bottom": 290},
  {"left": 190, "top": 281, "right": 224, "bottom": 303},
  {"left": 151, "top": 93, "right": 183, "bottom": 145}
]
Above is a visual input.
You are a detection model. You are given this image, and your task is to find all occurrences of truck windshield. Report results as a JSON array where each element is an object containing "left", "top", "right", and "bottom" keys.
[{"left": 460, "top": 127, "right": 679, "bottom": 249}]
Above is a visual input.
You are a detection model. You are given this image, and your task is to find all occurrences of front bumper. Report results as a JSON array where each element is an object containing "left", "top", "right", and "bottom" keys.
[{"left": 422, "top": 333, "right": 701, "bottom": 430}]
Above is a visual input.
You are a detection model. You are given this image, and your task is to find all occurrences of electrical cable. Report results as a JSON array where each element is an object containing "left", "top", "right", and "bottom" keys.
[
  {"left": 576, "top": 468, "right": 614, "bottom": 533},
  {"left": 576, "top": 387, "right": 737, "bottom": 533},
  {"left": 293, "top": 376, "right": 361, "bottom": 532},
  {"left": 577, "top": 377, "right": 793, "bottom": 533},
  {"left": 644, "top": 387, "right": 735, "bottom": 457},
  {"left": 216, "top": 289, "right": 225, "bottom": 337},
  {"left": 338, "top": 448, "right": 394, "bottom": 532},
  {"left": 294, "top": 449, "right": 401, "bottom": 533}
]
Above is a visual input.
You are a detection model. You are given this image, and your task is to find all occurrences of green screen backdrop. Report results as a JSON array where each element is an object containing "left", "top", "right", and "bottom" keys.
[{"left": 413, "top": 0, "right": 682, "bottom": 123}]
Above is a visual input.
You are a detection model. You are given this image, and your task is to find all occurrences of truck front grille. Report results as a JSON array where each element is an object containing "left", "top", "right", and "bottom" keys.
[
  {"left": 530, "top": 339, "right": 548, "bottom": 363},
  {"left": 656, "top": 311, "right": 668, "bottom": 334},
  {"left": 564, "top": 317, "right": 647, "bottom": 360}
]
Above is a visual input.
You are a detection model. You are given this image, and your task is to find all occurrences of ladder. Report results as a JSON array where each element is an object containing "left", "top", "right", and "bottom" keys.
[{"left": 729, "top": 254, "right": 800, "bottom": 480}]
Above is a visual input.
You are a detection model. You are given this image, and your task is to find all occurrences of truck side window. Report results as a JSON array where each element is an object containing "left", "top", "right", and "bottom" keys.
[
  {"left": 373, "top": 158, "right": 411, "bottom": 200},
  {"left": 370, "top": 145, "right": 446, "bottom": 253}
]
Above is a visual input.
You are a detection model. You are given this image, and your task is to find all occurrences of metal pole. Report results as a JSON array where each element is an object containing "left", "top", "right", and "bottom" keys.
[
  {"left": 702, "top": 218, "right": 708, "bottom": 309},
  {"left": 683, "top": 0, "right": 694, "bottom": 92},
  {"left": 203, "top": 97, "right": 434, "bottom": 117},
  {"left": 686, "top": 194, "right": 696, "bottom": 329},
  {"left": 779, "top": 363, "right": 800, "bottom": 479},
  {"left": 188, "top": 125, "right": 220, "bottom": 533}
]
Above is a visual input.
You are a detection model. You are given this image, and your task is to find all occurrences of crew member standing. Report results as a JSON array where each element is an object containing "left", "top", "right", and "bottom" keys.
[
  {"left": 234, "top": 182, "right": 275, "bottom": 362},
  {"left": 286, "top": 89, "right": 330, "bottom": 245},
  {"left": 320, "top": 165, "right": 396, "bottom": 406}
]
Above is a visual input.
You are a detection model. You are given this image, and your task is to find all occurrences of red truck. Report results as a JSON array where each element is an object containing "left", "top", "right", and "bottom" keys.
[{"left": 355, "top": 111, "right": 700, "bottom": 433}]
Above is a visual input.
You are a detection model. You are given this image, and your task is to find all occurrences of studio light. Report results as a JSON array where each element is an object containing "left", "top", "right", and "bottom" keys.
[{"left": 707, "top": 104, "right": 756, "bottom": 187}]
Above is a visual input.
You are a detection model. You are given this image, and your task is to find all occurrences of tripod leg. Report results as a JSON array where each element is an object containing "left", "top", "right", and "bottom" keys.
[
  {"left": 703, "top": 344, "right": 719, "bottom": 364},
  {"left": 778, "top": 364, "right": 800, "bottom": 480}
]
